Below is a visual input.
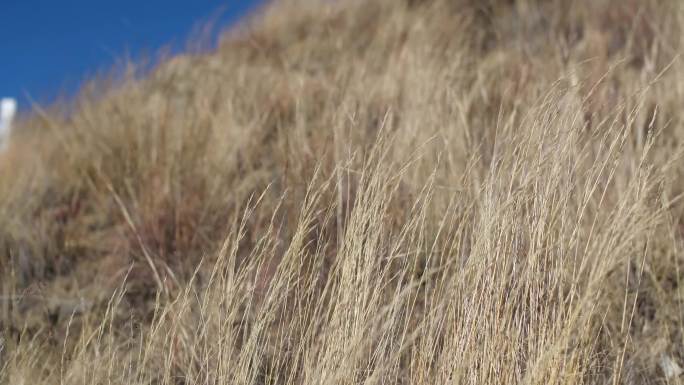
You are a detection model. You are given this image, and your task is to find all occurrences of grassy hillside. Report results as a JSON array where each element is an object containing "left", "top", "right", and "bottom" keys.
[{"left": 2, "top": 0, "right": 684, "bottom": 383}]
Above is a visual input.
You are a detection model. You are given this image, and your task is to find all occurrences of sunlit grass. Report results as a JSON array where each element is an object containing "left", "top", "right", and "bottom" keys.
[{"left": 2, "top": 0, "right": 684, "bottom": 383}]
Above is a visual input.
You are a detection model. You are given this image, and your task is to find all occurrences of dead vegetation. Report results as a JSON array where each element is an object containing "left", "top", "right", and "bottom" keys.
[{"left": 2, "top": 0, "right": 684, "bottom": 383}]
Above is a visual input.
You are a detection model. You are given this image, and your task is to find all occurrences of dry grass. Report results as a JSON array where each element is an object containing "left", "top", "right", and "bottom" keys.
[{"left": 2, "top": 0, "right": 684, "bottom": 383}]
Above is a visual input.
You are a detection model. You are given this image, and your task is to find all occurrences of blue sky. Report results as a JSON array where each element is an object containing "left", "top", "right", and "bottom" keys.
[{"left": 1, "top": 0, "right": 264, "bottom": 111}]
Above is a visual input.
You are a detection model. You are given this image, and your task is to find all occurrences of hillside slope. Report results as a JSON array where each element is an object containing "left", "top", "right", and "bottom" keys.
[{"left": 2, "top": 0, "right": 684, "bottom": 383}]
